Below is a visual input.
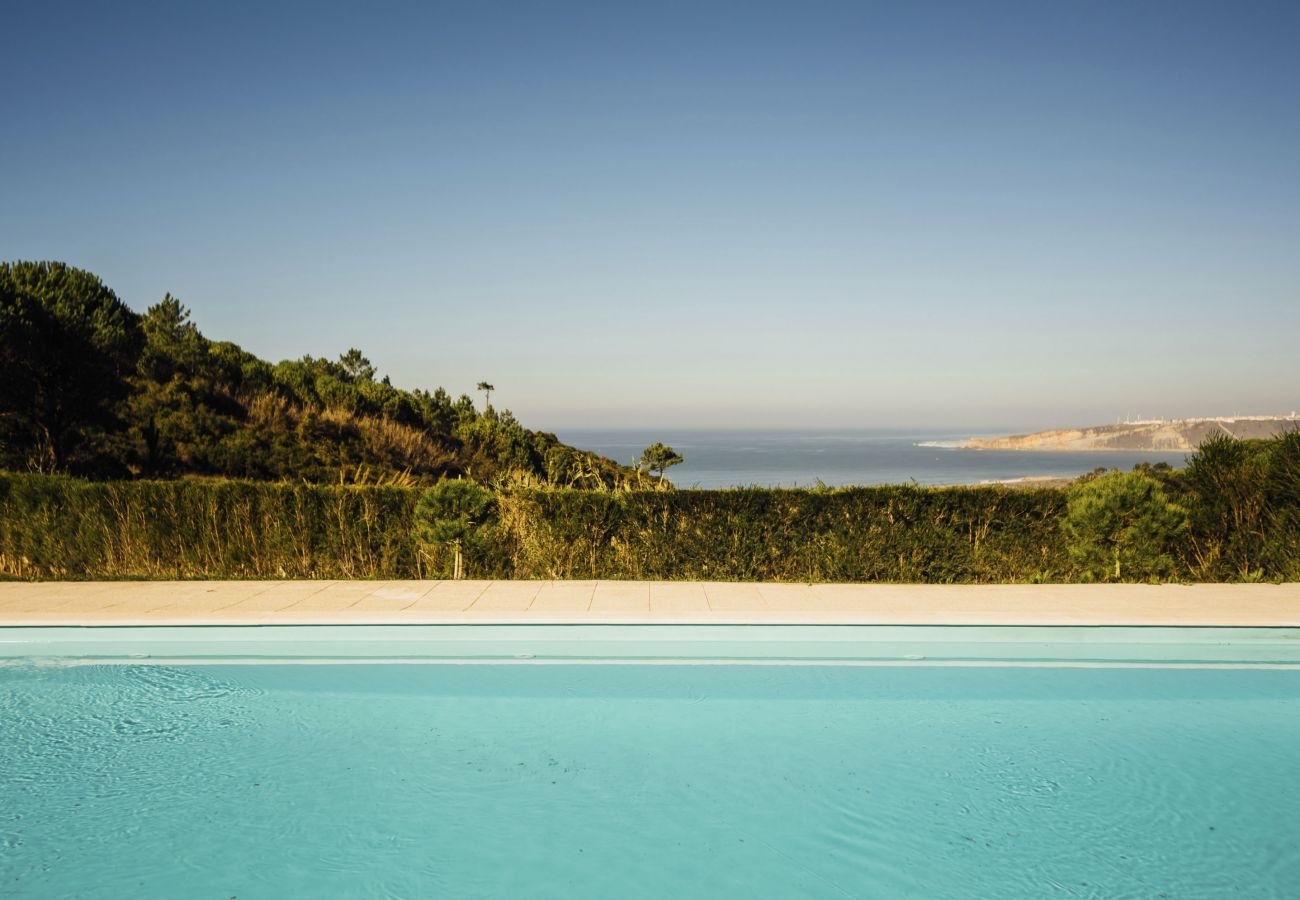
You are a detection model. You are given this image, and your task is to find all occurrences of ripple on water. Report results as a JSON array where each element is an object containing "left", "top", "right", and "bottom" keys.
[
  {"left": 120, "top": 663, "right": 260, "bottom": 701},
  {"left": 2, "top": 663, "right": 1299, "bottom": 899},
  {"left": 0, "top": 664, "right": 262, "bottom": 796}
]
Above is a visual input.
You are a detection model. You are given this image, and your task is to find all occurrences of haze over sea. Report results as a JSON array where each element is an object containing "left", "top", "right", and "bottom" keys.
[{"left": 559, "top": 428, "right": 1188, "bottom": 489}]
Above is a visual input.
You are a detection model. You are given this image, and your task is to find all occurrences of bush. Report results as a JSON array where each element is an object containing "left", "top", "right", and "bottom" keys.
[
  {"left": 413, "top": 480, "right": 495, "bottom": 579},
  {"left": 1262, "top": 429, "right": 1300, "bottom": 579},
  {"left": 1062, "top": 471, "right": 1187, "bottom": 582},
  {"left": 1180, "top": 433, "right": 1300, "bottom": 579}
]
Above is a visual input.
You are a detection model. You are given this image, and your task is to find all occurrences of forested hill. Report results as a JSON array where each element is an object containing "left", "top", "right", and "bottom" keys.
[{"left": 0, "top": 261, "right": 629, "bottom": 485}]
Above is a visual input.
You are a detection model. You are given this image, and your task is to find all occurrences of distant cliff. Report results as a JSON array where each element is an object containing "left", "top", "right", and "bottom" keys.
[{"left": 961, "top": 415, "right": 1300, "bottom": 452}]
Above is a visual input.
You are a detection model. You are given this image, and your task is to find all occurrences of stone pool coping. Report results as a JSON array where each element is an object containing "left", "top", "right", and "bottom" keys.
[{"left": 0, "top": 580, "right": 1297, "bottom": 627}]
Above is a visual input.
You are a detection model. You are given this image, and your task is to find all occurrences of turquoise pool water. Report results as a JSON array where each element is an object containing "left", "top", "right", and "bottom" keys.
[{"left": 2, "top": 627, "right": 1299, "bottom": 898}]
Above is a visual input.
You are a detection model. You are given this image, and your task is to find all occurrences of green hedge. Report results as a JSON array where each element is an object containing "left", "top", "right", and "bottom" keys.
[
  {"left": 0, "top": 473, "right": 418, "bottom": 579},
  {"left": 494, "top": 486, "right": 1069, "bottom": 582},
  {"left": 0, "top": 473, "right": 1067, "bottom": 582},
  {"left": 4, "top": 439, "right": 1296, "bottom": 582}
]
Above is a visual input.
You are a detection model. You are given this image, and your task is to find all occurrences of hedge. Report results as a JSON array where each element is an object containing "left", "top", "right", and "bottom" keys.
[
  {"left": 1, "top": 473, "right": 1068, "bottom": 582},
  {"left": 5, "top": 445, "right": 1295, "bottom": 582},
  {"left": 0, "top": 474, "right": 418, "bottom": 579}
]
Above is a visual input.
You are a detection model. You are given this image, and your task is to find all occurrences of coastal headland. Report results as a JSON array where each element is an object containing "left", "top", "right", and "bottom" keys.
[{"left": 962, "top": 415, "right": 1300, "bottom": 452}]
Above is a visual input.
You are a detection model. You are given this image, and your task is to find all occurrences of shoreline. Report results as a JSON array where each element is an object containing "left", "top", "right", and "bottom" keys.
[{"left": 970, "top": 474, "right": 1078, "bottom": 489}]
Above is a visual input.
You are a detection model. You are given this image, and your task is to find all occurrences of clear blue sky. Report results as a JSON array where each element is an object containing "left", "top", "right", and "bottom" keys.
[{"left": 4, "top": 0, "right": 1298, "bottom": 430}]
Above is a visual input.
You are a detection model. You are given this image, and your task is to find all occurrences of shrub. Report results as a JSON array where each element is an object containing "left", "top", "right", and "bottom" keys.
[
  {"left": 1262, "top": 429, "right": 1300, "bottom": 579},
  {"left": 1062, "top": 471, "right": 1187, "bottom": 582},
  {"left": 1182, "top": 434, "right": 1273, "bottom": 579},
  {"left": 413, "top": 480, "right": 495, "bottom": 579}
]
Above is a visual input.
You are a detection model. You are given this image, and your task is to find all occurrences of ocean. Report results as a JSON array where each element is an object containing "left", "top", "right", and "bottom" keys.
[{"left": 556, "top": 428, "right": 1189, "bottom": 489}]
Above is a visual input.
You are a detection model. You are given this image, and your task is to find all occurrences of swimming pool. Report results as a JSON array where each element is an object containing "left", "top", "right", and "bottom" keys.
[{"left": 3, "top": 626, "right": 1299, "bottom": 898}]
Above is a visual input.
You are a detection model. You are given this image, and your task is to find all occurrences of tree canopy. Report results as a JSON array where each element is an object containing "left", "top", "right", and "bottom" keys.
[
  {"left": 640, "top": 442, "right": 684, "bottom": 483},
  {"left": 0, "top": 261, "right": 142, "bottom": 473},
  {"left": 0, "top": 261, "right": 628, "bottom": 486}
]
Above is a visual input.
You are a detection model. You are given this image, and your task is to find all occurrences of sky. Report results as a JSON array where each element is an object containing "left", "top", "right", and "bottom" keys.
[{"left": 4, "top": 0, "right": 1298, "bottom": 431}]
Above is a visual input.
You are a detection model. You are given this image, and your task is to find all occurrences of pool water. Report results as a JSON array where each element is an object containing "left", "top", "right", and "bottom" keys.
[{"left": 2, "top": 635, "right": 1299, "bottom": 898}]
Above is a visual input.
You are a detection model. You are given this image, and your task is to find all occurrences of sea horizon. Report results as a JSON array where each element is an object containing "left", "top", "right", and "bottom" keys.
[{"left": 556, "top": 426, "right": 1190, "bottom": 489}]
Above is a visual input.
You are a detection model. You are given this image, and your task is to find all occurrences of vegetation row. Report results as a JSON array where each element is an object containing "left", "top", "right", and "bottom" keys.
[{"left": 3, "top": 433, "right": 1297, "bottom": 582}]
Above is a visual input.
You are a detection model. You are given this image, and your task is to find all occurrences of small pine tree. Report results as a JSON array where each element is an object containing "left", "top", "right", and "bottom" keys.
[
  {"left": 338, "top": 348, "right": 376, "bottom": 382},
  {"left": 413, "top": 480, "right": 494, "bottom": 579},
  {"left": 1062, "top": 471, "right": 1187, "bottom": 582},
  {"left": 639, "top": 442, "right": 683, "bottom": 485}
]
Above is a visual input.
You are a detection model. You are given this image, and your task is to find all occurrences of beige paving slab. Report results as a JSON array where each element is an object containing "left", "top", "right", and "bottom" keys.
[
  {"left": 0, "top": 580, "right": 122, "bottom": 610},
  {"left": 772, "top": 583, "right": 924, "bottom": 616},
  {"left": 405, "top": 582, "right": 490, "bottom": 615},
  {"left": 650, "top": 582, "right": 710, "bottom": 615},
  {"left": 206, "top": 585, "right": 338, "bottom": 622},
  {"left": 589, "top": 580, "right": 650, "bottom": 615},
  {"left": 0, "top": 586, "right": 82, "bottom": 613},
  {"left": 61, "top": 583, "right": 239, "bottom": 621},
  {"left": 703, "top": 582, "right": 768, "bottom": 611},
  {"left": 469, "top": 581, "right": 545, "bottom": 612},
  {"left": 240, "top": 582, "right": 442, "bottom": 625},
  {"left": 529, "top": 581, "right": 598, "bottom": 614},
  {"left": 755, "top": 583, "right": 817, "bottom": 611},
  {"left": 87, "top": 581, "right": 192, "bottom": 606},
  {"left": 243, "top": 580, "right": 343, "bottom": 613},
  {"left": 261, "top": 583, "right": 373, "bottom": 613},
  {"left": 200, "top": 581, "right": 294, "bottom": 612},
  {"left": 0, "top": 580, "right": 1298, "bottom": 626},
  {"left": 409, "top": 580, "right": 493, "bottom": 613},
  {"left": 345, "top": 581, "right": 437, "bottom": 613},
  {"left": 364, "top": 583, "right": 440, "bottom": 603},
  {"left": 87, "top": 582, "right": 235, "bottom": 615}
]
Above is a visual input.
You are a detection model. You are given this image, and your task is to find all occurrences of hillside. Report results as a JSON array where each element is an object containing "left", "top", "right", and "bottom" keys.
[
  {"left": 961, "top": 415, "right": 1300, "bottom": 452},
  {"left": 0, "top": 261, "right": 630, "bottom": 485}
]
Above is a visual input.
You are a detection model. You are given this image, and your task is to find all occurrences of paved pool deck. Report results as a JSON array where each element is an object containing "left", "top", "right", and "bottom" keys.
[{"left": 0, "top": 580, "right": 1297, "bottom": 627}]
